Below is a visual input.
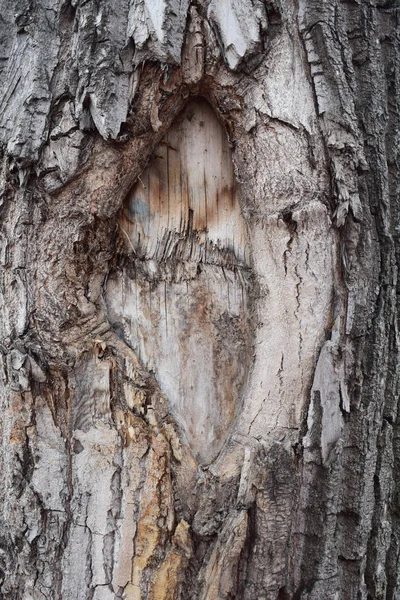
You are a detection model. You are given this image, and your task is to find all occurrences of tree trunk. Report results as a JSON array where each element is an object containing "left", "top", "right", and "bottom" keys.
[{"left": 0, "top": 1, "right": 399, "bottom": 598}]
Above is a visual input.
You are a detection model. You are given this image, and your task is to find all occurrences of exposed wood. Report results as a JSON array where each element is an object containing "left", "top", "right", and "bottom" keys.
[{"left": 107, "top": 98, "right": 252, "bottom": 463}]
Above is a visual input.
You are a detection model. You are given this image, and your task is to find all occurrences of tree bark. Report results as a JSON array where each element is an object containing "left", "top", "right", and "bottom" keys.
[{"left": 0, "top": 1, "right": 399, "bottom": 599}]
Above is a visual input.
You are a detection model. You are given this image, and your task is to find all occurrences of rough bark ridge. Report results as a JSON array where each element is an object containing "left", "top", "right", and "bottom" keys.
[{"left": 0, "top": 1, "right": 399, "bottom": 599}]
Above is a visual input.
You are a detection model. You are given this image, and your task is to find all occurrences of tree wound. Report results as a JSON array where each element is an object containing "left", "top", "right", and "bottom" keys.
[{"left": 106, "top": 98, "right": 252, "bottom": 464}]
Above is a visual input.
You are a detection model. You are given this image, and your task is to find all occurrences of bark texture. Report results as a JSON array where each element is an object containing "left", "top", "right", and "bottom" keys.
[{"left": 0, "top": 1, "right": 399, "bottom": 599}]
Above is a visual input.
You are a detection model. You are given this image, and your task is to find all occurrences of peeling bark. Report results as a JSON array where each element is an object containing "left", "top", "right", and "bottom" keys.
[{"left": 0, "top": 1, "right": 399, "bottom": 599}]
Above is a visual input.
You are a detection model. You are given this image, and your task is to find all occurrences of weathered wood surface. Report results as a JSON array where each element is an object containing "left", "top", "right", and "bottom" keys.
[
  {"left": 107, "top": 99, "right": 252, "bottom": 464},
  {"left": 0, "top": 1, "right": 399, "bottom": 599}
]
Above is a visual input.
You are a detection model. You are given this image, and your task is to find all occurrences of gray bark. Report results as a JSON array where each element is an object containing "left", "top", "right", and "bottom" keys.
[{"left": 0, "top": 1, "right": 399, "bottom": 599}]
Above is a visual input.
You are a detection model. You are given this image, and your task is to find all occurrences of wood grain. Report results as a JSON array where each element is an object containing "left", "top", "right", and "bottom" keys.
[{"left": 110, "top": 99, "right": 252, "bottom": 464}]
